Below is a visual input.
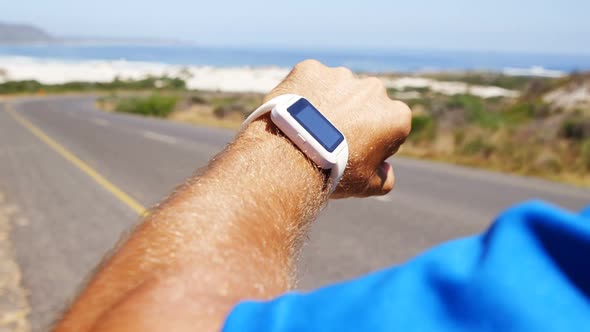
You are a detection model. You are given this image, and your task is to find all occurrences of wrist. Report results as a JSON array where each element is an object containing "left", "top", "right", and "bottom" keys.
[
  {"left": 215, "top": 115, "right": 328, "bottom": 223},
  {"left": 239, "top": 115, "right": 327, "bottom": 192}
]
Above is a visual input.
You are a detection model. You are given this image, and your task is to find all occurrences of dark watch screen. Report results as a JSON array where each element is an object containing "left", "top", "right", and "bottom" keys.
[{"left": 287, "top": 98, "right": 344, "bottom": 152}]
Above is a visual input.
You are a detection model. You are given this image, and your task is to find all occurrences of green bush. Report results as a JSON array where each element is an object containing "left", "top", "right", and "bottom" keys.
[
  {"left": 0, "top": 76, "right": 187, "bottom": 94},
  {"left": 459, "top": 136, "right": 495, "bottom": 157},
  {"left": 0, "top": 80, "right": 43, "bottom": 94},
  {"left": 502, "top": 102, "right": 536, "bottom": 124},
  {"left": 213, "top": 104, "right": 249, "bottom": 119},
  {"left": 410, "top": 114, "right": 436, "bottom": 141},
  {"left": 211, "top": 96, "right": 239, "bottom": 108},
  {"left": 406, "top": 98, "right": 433, "bottom": 110},
  {"left": 115, "top": 94, "right": 178, "bottom": 118},
  {"left": 447, "top": 95, "right": 502, "bottom": 129},
  {"left": 189, "top": 94, "right": 207, "bottom": 104},
  {"left": 560, "top": 116, "right": 590, "bottom": 141},
  {"left": 453, "top": 129, "right": 466, "bottom": 145},
  {"left": 445, "top": 95, "right": 547, "bottom": 129},
  {"left": 502, "top": 99, "right": 549, "bottom": 124}
]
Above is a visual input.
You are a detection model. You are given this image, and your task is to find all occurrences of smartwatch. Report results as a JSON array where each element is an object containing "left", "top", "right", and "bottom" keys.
[{"left": 241, "top": 94, "right": 348, "bottom": 193}]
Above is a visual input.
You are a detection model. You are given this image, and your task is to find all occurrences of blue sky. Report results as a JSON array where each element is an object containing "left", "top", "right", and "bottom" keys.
[{"left": 3, "top": 0, "right": 590, "bottom": 54}]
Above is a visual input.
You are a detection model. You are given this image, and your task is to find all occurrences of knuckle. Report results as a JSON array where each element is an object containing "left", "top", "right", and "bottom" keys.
[
  {"left": 293, "top": 59, "right": 322, "bottom": 72},
  {"left": 364, "top": 76, "right": 384, "bottom": 88},
  {"left": 363, "top": 77, "right": 388, "bottom": 97},
  {"left": 334, "top": 66, "right": 353, "bottom": 77},
  {"left": 393, "top": 100, "right": 412, "bottom": 118},
  {"left": 391, "top": 100, "right": 412, "bottom": 136},
  {"left": 381, "top": 184, "right": 394, "bottom": 195}
]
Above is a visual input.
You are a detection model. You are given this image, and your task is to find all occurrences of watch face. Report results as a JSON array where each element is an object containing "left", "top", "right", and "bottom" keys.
[{"left": 287, "top": 98, "right": 344, "bottom": 152}]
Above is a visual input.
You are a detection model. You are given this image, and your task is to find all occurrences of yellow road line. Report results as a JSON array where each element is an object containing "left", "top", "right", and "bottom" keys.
[{"left": 4, "top": 103, "right": 146, "bottom": 215}]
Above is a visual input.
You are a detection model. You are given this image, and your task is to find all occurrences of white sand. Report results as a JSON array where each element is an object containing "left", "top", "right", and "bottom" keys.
[
  {"left": 0, "top": 56, "right": 520, "bottom": 98},
  {"left": 381, "top": 77, "right": 519, "bottom": 99},
  {"left": 0, "top": 56, "right": 290, "bottom": 93},
  {"left": 544, "top": 82, "right": 590, "bottom": 111}
]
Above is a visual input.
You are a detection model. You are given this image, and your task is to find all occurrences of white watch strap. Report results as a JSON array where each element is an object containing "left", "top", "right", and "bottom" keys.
[
  {"left": 329, "top": 142, "right": 348, "bottom": 193},
  {"left": 240, "top": 94, "right": 299, "bottom": 131},
  {"left": 241, "top": 94, "right": 347, "bottom": 194}
]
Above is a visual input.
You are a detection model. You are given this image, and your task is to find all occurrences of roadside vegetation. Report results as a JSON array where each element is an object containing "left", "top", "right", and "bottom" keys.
[
  {"left": 422, "top": 72, "right": 545, "bottom": 90},
  {"left": 96, "top": 89, "right": 262, "bottom": 129},
  {"left": 0, "top": 76, "right": 185, "bottom": 94},
  {"left": 394, "top": 72, "right": 590, "bottom": 186},
  {"left": 114, "top": 94, "right": 179, "bottom": 117},
  {"left": 2, "top": 72, "right": 589, "bottom": 186}
]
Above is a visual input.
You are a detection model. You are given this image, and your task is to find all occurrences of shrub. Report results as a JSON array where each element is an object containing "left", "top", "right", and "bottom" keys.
[
  {"left": 445, "top": 95, "right": 549, "bottom": 129},
  {"left": 213, "top": 104, "right": 248, "bottom": 119},
  {"left": 211, "top": 96, "right": 239, "bottom": 108},
  {"left": 0, "top": 76, "right": 187, "bottom": 94},
  {"left": 532, "top": 151, "right": 563, "bottom": 173},
  {"left": 502, "top": 100, "right": 549, "bottom": 124},
  {"left": 410, "top": 114, "right": 436, "bottom": 141},
  {"left": 406, "top": 98, "right": 433, "bottom": 110},
  {"left": 453, "top": 129, "right": 466, "bottom": 145},
  {"left": 447, "top": 95, "right": 502, "bottom": 129},
  {"left": 189, "top": 94, "right": 207, "bottom": 104},
  {"left": 459, "top": 136, "right": 495, "bottom": 157},
  {"left": 560, "top": 116, "right": 590, "bottom": 141},
  {"left": 115, "top": 94, "right": 178, "bottom": 118},
  {"left": 0, "top": 80, "right": 43, "bottom": 94},
  {"left": 502, "top": 102, "right": 535, "bottom": 124}
]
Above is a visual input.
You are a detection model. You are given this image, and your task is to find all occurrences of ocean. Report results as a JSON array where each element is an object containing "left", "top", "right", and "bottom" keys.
[{"left": 1, "top": 45, "right": 590, "bottom": 73}]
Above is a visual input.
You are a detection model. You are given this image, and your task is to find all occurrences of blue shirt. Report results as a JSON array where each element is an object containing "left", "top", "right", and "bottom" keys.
[{"left": 222, "top": 201, "right": 590, "bottom": 331}]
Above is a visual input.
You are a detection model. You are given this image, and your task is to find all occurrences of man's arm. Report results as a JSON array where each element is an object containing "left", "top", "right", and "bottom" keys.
[{"left": 55, "top": 60, "right": 411, "bottom": 332}]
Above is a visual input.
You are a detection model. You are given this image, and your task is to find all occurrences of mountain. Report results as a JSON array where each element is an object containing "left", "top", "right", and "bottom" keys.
[
  {"left": 0, "top": 22, "right": 184, "bottom": 45},
  {"left": 0, "top": 22, "right": 54, "bottom": 44}
]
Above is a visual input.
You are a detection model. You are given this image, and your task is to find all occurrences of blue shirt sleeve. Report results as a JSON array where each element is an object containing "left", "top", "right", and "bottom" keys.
[{"left": 222, "top": 200, "right": 590, "bottom": 332}]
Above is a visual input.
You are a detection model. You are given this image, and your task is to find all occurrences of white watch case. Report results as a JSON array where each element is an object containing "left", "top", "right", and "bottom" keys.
[
  {"left": 270, "top": 95, "right": 347, "bottom": 170},
  {"left": 241, "top": 94, "right": 349, "bottom": 193}
]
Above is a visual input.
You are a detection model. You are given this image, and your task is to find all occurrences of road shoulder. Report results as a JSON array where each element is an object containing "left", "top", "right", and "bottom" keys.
[{"left": 0, "top": 192, "right": 31, "bottom": 332}]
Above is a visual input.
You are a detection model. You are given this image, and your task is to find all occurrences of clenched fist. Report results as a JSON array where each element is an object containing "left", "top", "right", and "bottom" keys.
[{"left": 263, "top": 60, "right": 412, "bottom": 198}]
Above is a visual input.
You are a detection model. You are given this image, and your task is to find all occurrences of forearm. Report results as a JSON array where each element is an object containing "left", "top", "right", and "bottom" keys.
[
  {"left": 56, "top": 117, "right": 328, "bottom": 331},
  {"left": 56, "top": 60, "right": 412, "bottom": 332}
]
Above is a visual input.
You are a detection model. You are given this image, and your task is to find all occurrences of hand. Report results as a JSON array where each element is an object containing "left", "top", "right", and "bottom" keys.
[{"left": 262, "top": 60, "right": 412, "bottom": 198}]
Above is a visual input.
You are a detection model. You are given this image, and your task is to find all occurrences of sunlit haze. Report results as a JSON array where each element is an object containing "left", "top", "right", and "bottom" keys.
[{"left": 2, "top": 0, "right": 590, "bottom": 54}]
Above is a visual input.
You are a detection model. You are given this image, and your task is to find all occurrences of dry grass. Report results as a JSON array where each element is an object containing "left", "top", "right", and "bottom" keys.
[
  {"left": 169, "top": 111, "right": 241, "bottom": 130},
  {"left": 401, "top": 146, "right": 590, "bottom": 188},
  {"left": 168, "top": 104, "right": 241, "bottom": 130}
]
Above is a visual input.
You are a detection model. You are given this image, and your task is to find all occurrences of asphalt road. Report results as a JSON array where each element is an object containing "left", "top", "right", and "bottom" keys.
[{"left": 1, "top": 96, "right": 589, "bottom": 331}]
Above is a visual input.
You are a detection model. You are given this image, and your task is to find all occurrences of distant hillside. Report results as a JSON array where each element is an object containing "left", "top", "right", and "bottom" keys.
[
  {"left": 0, "top": 22, "right": 182, "bottom": 45},
  {"left": 0, "top": 22, "right": 54, "bottom": 44}
]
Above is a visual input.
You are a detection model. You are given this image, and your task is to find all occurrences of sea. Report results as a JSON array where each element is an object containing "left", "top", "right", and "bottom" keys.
[{"left": 1, "top": 44, "right": 590, "bottom": 74}]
